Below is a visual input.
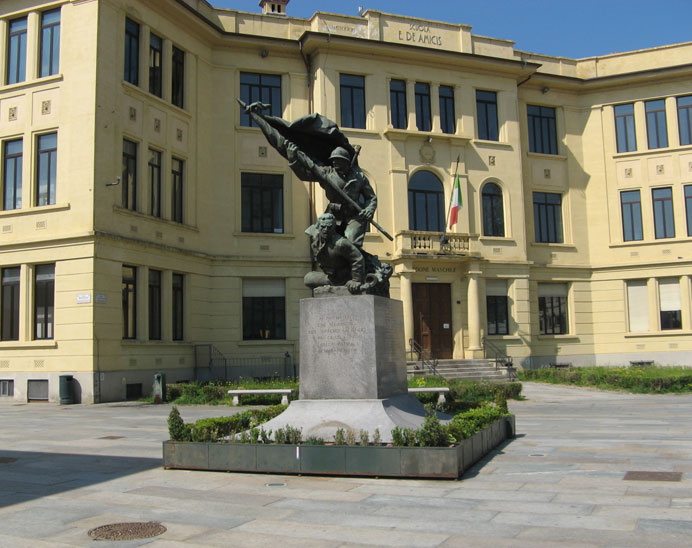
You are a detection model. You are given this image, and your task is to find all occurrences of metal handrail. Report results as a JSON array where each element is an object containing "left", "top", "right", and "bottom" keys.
[
  {"left": 482, "top": 337, "right": 513, "bottom": 369},
  {"left": 408, "top": 338, "right": 439, "bottom": 376},
  {"left": 194, "top": 343, "right": 228, "bottom": 382}
]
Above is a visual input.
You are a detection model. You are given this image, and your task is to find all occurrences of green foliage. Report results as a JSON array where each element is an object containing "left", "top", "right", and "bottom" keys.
[
  {"left": 416, "top": 408, "right": 448, "bottom": 447},
  {"left": 304, "top": 436, "right": 325, "bottom": 445},
  {"left": 359, "top": 429, "right": 370, "bottom": 445},
  {"left": 372, "top": 428, "right": 381, "bottom": 445},
  {"left": 274, "top": 425, "right": 302, "bottom": 444},
  {"left": 447, "top": 404, "right": 507, "bottom": 442},
  {"left": 166, "top": 378, "right": 299, "bottom": 406},
  {"left": 334, "top": 428, "right": 346, "bottom": 445},
  {"left": 391, "top": 426, "right": 417, "bottom": 447},
  {"left": 345, "top": 429, "right": 357, "bottom": 446},
  {"left": 185, "top": 404, "right": 286, "bottom": 442},
  {"left": 167, "top": 406, "right": 189, "bottom": 441}
]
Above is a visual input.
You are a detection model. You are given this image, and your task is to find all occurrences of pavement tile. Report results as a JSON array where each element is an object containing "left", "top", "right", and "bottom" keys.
[
  {"left": 636, "top": 518, "right": 692, "bottom": 534},
  {"left": 184, "top": 529, "right": 344, "bottom": 547},
  {"left": 474, "top": 500, "right": 593, "bottom": 515},
  {"left": 445, "top": 489, "right": 554, "bottom": 502},
  {"left": 553, "top": 493, "right": 671, "bottom": 507},
  {"left": 439, "top": 536, "right": 599, "bottom": 548},
  {"left": 491, "top": 511, "right": 636, "bottom": 531},
  {"left": 518, "top": 525, "right": 692, "bottom": 547}
]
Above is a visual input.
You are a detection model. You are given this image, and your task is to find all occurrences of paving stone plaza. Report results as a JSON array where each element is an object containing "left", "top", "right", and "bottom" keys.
[{"left": 1, "top": 383, "right": 691, "bottom": 547}]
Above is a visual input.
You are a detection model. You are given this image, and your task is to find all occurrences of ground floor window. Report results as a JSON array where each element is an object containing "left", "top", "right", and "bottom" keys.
[
  {"left": 34, "top": 264, "right": 55, "bottom": 340},
  {"left": 172, "top": 273, "right": 184, "bottom": 341},
  {"left": 0, "top": 380, "right": 13, "bottom": 397},
  {"left": 242, "top": 279, "right": 285, "bottom": 340},
  {"left": 538, "top": 283, "right": 568, "bottom": 335},
  {"left": 1, "top": 266, "right": 20, "bottom": 341},
  {"left": 122, "top": 265, "right": 137, "bottom": 339},
  {"left": 626, "top": 280, "right": 649, "bottom": 332},
  {"left": 486, "top": 279, "right": 508, "bottom": 335},
  {"left": 658, "top": 278, "right": 681, "bottom": 330}
]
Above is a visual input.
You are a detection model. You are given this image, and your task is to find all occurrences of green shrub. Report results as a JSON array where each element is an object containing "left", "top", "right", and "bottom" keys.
[
  {"left": 274, "top": 425, "right": 302, "bottom": 444},
  {"left": 415, "top": 409, "right": 448, "bottom": 447},
  {"left": 185, "top": 404, "right": 287, "bottom": 442},
  {"left": 334, "top": 428, "right": 346, "bottom": 445},
  {"left": 167, "top": 406, "right": 189, "bottom": 441}
]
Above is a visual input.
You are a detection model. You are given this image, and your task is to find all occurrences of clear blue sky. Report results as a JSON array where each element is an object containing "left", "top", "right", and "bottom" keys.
[{"left": 210, "top": 0, "right": 692, "bottom": 59}]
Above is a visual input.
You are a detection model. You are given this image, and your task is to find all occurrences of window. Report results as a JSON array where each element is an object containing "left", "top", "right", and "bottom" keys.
[
  {"left": 36, "top": 133, "right": 57, "bottom": 206},
  {"left": 408, "top": 171, "right": 444, "bottom": 231},
  {"left": 34, "top": 264, "right": 54, "bottom": 340},
  {"left": 652, "top": 187, "right": 675, "bottom": 239},
  {"left": 538, "top": 283, "right": 568, "bottom": 335},
  {"left": 614, "top": 103, "right": 636, "bottom": 153},
  {"left": 533, "top": 192, "right": 563, "bottom": 243},
  {"left": 148, "top": 149, "right": 161, "bottom": 217},
  {"left": 678, "top": 95, "right": 692, "bottom": 146},
  {"left": 620, "top": 190, "right": 643, "bottom": 241},
  {"left": 527, "top": 105, "right": 557, "bottom": 154},
  {"left": 486, "top": 280, "right": 508, "bottom": 335},
  {"left": 1, "top": 267, "right": 20, "bottom": 341},
  {"left": 172, "top": 273, "right": 184, "bottom": 341},
  {"left": 242, "top": 279, "right": 285, "bottom": 340},
  {"left": 644, "top": 99, "right": 668, "bottom": 149},
  {"left": 415, "top": 82, "right": 431, "bottom": 131},
  {"left": 122, "top": 265, "right": 136, "bottom": 339},
  {"left": 124, "top": 18, "right": 139, "bottom": 85},
  {"left": 3, "top": 139, "right": 22, "bottom": 210},
  {"left": 658, "top": 278, "right": 681, "bottom": 330},
  {"left": 685, "top": 185, "right": 692, "bottom": 237},
  {"left": 439, "top": 85, "right": 455, "bottom": 134},
  {"left": 0, "top": 380, "right": 13, "bottom": 397},
  {"left": 476, "top": 90, "right": 498, "bottom": 141},
  {"left": 626, "top": 280, "right": 649, "bottom": 333},
  {"left": 122, "top": 139, "right": 137, "bottom": 210},
  {"left": 171, "top": 46, "right": 185, "bottom": 108},
  {"left": 390, "top": 79, "right": 407, "bottom": 129},
  {"left": 241, "top": 173, "right": 283, "bottom": 233},
  {"left": 149, "top": 33, "right": 162, "bottom": 97},
  {"left": 482, "top": 183, "right": 504, "bottom": 237},
  {"left": 39, "top": 9, "right": 60, "bottom": 78},
  {"left": 7, "top": 17, "right": 27, "bottom": 85},
  {"left": 171, "top": 158, "right": 184, "bottom": 223},
  {"left": 239, "top": 72, "right": 281, "bottom": 126},
  {"left": 148, "top": 269, "right": 161, "bottom": 340},
  {"left": 340, "top": 74, "right": 365, "bottom": 129}
]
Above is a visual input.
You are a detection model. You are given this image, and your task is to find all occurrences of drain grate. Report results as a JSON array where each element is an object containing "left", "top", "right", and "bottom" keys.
[
  {"left": 88, "top": 522, "right": 166, "bottom": 541},
  {"left": 265, "top": 482, "right": 286, "bottom": 487},
  {"left": 0, "top": 457, "right": 17, "bottom": 464},
  {"left": 623, "top": 471, "right": 682, "bottom": 482},
  {"left": 98, "top": 436, "right": 125, "bottom": 440}
]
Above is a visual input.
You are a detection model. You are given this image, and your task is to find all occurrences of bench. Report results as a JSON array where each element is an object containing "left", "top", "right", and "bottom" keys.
[
  {"left": 227, "top": 388, "right": 293, "bottom": 406},
  {"left": 408, "top": 387, "right": 450, "bottom": 404}
]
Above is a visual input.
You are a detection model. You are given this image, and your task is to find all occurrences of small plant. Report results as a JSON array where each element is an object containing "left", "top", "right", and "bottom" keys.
[
  {"left": 274, "top": 427, "right": 287, "bottom": 444},
  {"left": 345, "top": 428, "right": 357, "bottom": 446},
  {"left": 274, "top": 425, "right": 302, "bottom": 444},
  {"left": 392, "top": 426, "right": 417, "bottom": 447},
  {"left": 259, "top": 427, "right": 272, "bottom": 443},
  {"left": 359, "top": 429, "right": 369, "bottom": 445},
  {"left": 334, "top": 428, "right": 346, "bottom": 445},
  {"left": 305, "top": 436, "right": 325, "bottom": 445},
  {"left": 249, "top": 427, "right": 260, "bottom": 443},
  {"left": 167, "top": 406, "right": 189, "bottom": 441},
  {"left": 372, "top": 428, "right": 381, "bottom": 445},
  {"left": 416, "top": 408, "right": 448, "bottom": 447}
]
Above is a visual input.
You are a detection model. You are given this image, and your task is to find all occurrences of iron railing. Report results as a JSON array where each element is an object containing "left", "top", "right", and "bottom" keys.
[
  {"left": 482, "top": 337, "right": 514, "bottom": 369},
  {"left": 194, "top": 344, "right": 296, "bottom": 382},
  {"left": 408, "top": 338, "right": 439, "bottom": 376}
]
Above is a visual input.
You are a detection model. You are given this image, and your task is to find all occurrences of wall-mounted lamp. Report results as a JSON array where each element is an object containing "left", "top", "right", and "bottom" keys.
[
  {"left": 427, "top": 136, "right": 432, "bottom": 143},
  {"left": 541, "top": 86, "right": 550, "bottom": 94},
  {"left": 260, "top": 49, "right": 269, "bottom": 58},
  {"left": 106, "top": 176, "right": 121, "bottom": 187}
]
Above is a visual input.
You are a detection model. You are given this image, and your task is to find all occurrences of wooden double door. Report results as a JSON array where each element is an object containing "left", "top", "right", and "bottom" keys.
[{"left": 412, "top": 283, "right": 453, "bottom": 359}]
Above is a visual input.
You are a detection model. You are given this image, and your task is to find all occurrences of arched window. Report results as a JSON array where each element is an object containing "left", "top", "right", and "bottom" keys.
[
  {"left": 408, "top": 171, "right": 444, "bottom": 231},
  {"left": 482, "top": 182, "right": 505, "bottom": 237}
]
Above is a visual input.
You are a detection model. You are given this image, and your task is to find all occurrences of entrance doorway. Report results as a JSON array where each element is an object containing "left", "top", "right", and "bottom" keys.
[{"left": 412, "top": 283, "right": 453, "bottom": 359}]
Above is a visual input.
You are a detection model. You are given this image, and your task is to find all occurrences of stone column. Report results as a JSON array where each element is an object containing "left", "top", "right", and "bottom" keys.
[
  {"left": 26, "top": 12, "right": 40, "bottom": 81},
  {"left": 467, "top": 263, "right": 482, "bottom": 355}
]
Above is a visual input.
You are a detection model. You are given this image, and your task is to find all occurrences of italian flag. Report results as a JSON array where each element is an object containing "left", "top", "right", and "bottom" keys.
[{"left": 448, "top": 174, "right": 462, "bottom": 228}]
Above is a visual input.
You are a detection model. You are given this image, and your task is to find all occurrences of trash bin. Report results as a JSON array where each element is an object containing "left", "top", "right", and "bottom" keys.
[
  {"left": 153, "top": 371, "right": 166, "bottom": 404},
  {"left": 59, "top": 375, "right": 74, "bottom": 405}
]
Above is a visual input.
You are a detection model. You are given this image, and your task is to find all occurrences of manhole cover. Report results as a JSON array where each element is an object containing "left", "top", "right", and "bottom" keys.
[
  {"left": 0, "top": 457, "right": 17, "bottom": 464},
  {"left": 88, "top": 522, "right": 166, "bottom": 541},
  {"left": 623, "top": 471, "right": 682, "bottom": 482}
]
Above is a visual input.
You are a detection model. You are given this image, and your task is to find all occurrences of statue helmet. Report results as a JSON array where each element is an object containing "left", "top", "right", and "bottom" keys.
[
  {"left": 318, "top": 212, "right": 336, "bottom": 226},
  {"left": 329, "top": 147, "right": 351, "bottom": 163}
]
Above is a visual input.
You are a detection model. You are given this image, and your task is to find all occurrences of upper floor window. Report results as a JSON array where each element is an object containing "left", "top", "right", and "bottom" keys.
[
  {"left": 36, "top": 133, "right": 57, "bottom": 206},
  {"left": 415, "top": 82, "right": 431, "bottom": 131},
  {"left": 527, "top": 105, "right": 557, "bottom": 154},
  {"left": 3, "top": 139, "right": 23, "bottom": 211},
  {"left": 148, "top": 149, "right": 161, "bottom": 217},
  {"left": 241, "top": 173, "right": 283, "bottom": 233},
  {"left": 171, "top": 158, "right": 184, "bottom": 223},
  {"left": 439, "top": 85, "right": 455, "bottom": 134},
  {"left": 124, "top": 18, "right": 139, "bottom": 85},
  {"left": 645, "top": 99, "right": 668, "bottom": 149},
  {"left": 476, "top": 90, "right": 498, "bottom": 141},
  {"left": 685, "top": 185, "right": 692, "bottom": 237},
  {"left": 482, "top": 183, "right": 504, "bottom": 237},
  {"left": 122, "top": 265, "right": 137, "bottom": 339},
  {"left": 1, "top": 267, "right": 20, "bottom": 341},
  {"left": 538, "top": 283, "right": 568, "bottom": 335},
  {"left": 614, "top": 103, "right": 636, "bottom": 153},
  {"left": 677, "top": 95, "right": 692, "bottom": 146},
  {"left": 39, "top": 9, "right": 61, "bottom": 78},
  {"left": 171, "top": 46, "right": 185, "bottom": 108},
  {"left": 390, "top": 79, "right": 407, "bottom": 129},
  {"left": 340, "top": 74, "right": 365, "bottom": 129},
  {"left": 149, "top": 33, "right": 163, "bottom": 97},
  {"left": 620, "top": 190, "right": 643, "bottom": 242},
  {"left": 122, "top": 139, "right": 137, "bottom": 211},
  {"left": 652, "top": 187, "right": 675, "bottom": 239},
  {"left": 239, "top": 72, "right": 281, "bottom": 126},
  {"left": 533, "top": 192, "right": 563, "bottom": 243},
  {"left": 408, "top": 171, "right": 444, "bottom": 232},
  {"left": 7, "top": 17, "right": 28, "bottom": 85},
  {"left": 34, "top": 264, "right": 54, "bottom": 340}
]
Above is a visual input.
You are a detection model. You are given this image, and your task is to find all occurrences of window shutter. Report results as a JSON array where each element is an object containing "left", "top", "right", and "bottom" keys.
[
  {"left": 486, "top": 279, "right": 507, "bottom": 296},
  {"left": 658, "top": 278, "right": 681, "bottom": 311},
  {"left": 538, "top": 283, "right": 568, "bottom": 297},
  {"left": 243, "top": 279, "right": 285, "bottom": 297},
  {"left": 627, "top": 280, "right": 649, "bottom": 332}
]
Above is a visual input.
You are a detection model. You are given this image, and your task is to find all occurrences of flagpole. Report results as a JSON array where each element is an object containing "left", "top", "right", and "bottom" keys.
[{"left": 441, "top": 154, "right": 461, "bottom": 244}]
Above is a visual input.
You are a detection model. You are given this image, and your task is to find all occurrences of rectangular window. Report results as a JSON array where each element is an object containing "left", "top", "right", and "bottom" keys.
[
  {"left": 124, "top": 18, "right": 139, "bottom": 85},
  {"left": 527, "top": 105, "right": 557, "bottom": 154},
  {"left": 171, "top": 46, "right": 185, "bottom": 108},
  {"left": 122, "top": 139, "right": 137, "bottom": 211},
  {"left": 39, "top": 9, "right": 60, "bottom": 78},
  {"left": 614, "top": 103, "right": 636, "bottom": 153},
  {"left": 659, "top": 278, "right": 681, "bottom": 330},
  {"left": 1, "top": 267, "right": 20, "bottom": 341},
  {"left": 685, "top": 185, "right": 692, "bottom": 237},
  {"left": 149, "top": 33, "right": 162, "bottom": 97},
  {"left": 390, "top": 79, "right": 407, "bottom": 129},
  {"left": 533, "top": 192, "right": 563, "bottom": 243},
  {"left": 538, "top": 283, "right": 568, "bottom": 335},
  {"left": 3, "top": 139, "right": 22, "bottom": 210},
  {"left": 626, "top": 280, "right": 649, "bottom": 333},
  {"left": 620, "top": 190, "right": 643, "bottom": 241},
  {"left": 34, "top": 264, "right": 54, "bottom": 340},
  {"left": 148, "top": 269, "right": 161, "bottom": 340},
  {"left": 677, "top": 95, "right": 692, "bottom": 146},
  {"left": 242, "top": 279, "right": 285, "bottom": 340},
  {"left": 652, "top": 187, "right": 675, "bottom": 239},
  {"left": 0, "top": 380, "right": 13, "bottom": 397},
  {"left": 7, "top": 17, "right": 27, "bottom": 85},
  {"left": 645, "top": 99, "right": 668, "bottom": 149},
  {"left": 239, "top": 72, "right": 281, "bottom": 126},
  {"left": 476, "top": 90, "right": 498, "bottom": 141},
  {"left": 171, "top": 157, "right": 184, "bottom": 223},
  {"left": 414, "top": 82, "right": 431, "bottom": 131},
  {"left": 36, "top": 133, "right": 57, "bottom": 206},
  {"left": 241, "top": 173, "right": 283, "bottom": 233},
  {"left": 486, "top": 280, "right": 509, "bottom": 335},
  {"left": 340, "top": 73, "right": 365, "bottom": 129},
  {"left": 122, "top": 265, "right": 136, "bottom": 339},
  {"left": 172, "top": 273, "right": 184, "bottom": 341},
  {"left": 439, "top": 85, "right": 455, "bottom": 134},
  {"left": 148, "top": 149, "right": 161, "bottom": 217}
]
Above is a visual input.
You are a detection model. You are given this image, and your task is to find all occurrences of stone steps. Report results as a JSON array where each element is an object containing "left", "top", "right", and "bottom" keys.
[{"left": 407, "top": 358, "right": 513, "bottom": 382}]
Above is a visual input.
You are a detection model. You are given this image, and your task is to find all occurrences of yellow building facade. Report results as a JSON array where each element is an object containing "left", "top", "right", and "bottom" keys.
[{"left": 0, "top": 0, "right": 690, "bottom": 402}]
